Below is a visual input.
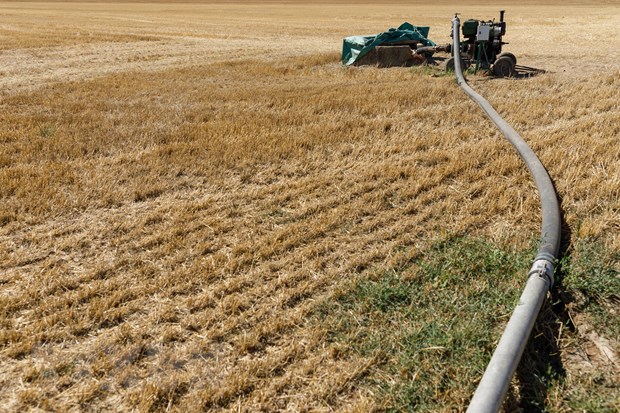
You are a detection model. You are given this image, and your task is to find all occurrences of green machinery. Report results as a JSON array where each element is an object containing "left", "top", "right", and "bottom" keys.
[
  {"left": 415, "top": 10, "right": 517, "bottom": 76},
  {"left": 448, "top": 10, "right": 516, "bottom": 76}
]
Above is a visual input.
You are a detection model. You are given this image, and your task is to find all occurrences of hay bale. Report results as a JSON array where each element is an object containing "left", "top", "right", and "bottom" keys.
[
  {"left": 376, "top": 45, "right": 415, "bottom": 67},
  {"left": 354, "top": 48, "right": 378, "bottom": 66},
  {"left": 354, "top": 45, "right": 425, "bottom": 68}
]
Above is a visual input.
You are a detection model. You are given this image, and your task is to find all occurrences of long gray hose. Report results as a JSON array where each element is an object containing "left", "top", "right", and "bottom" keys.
[{"left": 449, "top": 16, "right": 562, "bottom": 412}]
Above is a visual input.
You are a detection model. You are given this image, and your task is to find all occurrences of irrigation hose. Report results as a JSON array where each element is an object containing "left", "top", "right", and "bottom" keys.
[{"left": 449, "top": 16, "right": 562, "bottom": 413}]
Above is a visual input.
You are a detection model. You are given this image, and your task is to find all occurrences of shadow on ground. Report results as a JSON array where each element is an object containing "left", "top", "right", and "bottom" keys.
[
  {"left": 426, "top": 56, "right": 546, "bottom": 79},
  {"left": 513, "top": 65, "right": 546, "bottom": 79}
]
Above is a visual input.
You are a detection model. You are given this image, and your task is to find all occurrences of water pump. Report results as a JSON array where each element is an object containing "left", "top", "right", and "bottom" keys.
[
  {"left": 453, "top": 10, "right": 515, "bottom": 76},
  {"left": 415, "top": 10, "right": 517, "bottom": 77}
]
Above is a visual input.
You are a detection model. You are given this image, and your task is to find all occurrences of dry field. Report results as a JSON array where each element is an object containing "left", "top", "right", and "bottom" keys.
[{"left": 1, "top": 1, "right": 619, "bottom": 411}]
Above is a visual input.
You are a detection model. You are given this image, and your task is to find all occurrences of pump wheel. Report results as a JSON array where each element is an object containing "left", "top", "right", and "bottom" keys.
[
  {"left": 493, "top": 56, "right": 515, "bottom": 77},
  {"left": 498, "top": 52, "right": 517, "bottom": 66},
  {"left": 445, "top": 56, "right": 468, "bottom": 72}
]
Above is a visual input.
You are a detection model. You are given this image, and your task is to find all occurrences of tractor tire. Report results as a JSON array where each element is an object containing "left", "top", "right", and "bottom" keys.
[
  {"left": 498, "top": 52, "right": 517, "bottom": 66},
  {"left": 493, "top": 56, "right": 515, "bottom": 77}
]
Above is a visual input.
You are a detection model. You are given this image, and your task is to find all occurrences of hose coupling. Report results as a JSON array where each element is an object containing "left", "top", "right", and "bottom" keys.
[{"left": 527, "top": 257, "right": 555, "bottom": 289}]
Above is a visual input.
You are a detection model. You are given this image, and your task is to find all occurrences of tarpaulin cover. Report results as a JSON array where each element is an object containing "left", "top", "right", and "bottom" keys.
[{"left": 341, "top": 22, "right": 436, "bottom": 65}]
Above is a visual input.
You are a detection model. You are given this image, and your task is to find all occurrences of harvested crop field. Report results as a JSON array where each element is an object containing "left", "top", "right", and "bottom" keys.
[{"left": 1, "top": 1, "right": 619, "bottom": 412}]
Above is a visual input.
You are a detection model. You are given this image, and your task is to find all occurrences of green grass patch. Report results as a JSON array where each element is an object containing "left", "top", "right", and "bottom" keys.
[
  {"left": 314, "top": 235, "right": 619, "bottom": 412},
  {"left": 560, "top": 238, "right": 620, "bottom": 339}
]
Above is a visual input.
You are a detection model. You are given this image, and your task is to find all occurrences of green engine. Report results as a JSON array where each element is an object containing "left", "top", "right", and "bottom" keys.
[{"left": 462, "top": 19, "right": 480, "bottom": 38}]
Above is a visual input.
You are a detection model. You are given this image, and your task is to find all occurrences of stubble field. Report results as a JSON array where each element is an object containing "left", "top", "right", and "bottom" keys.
[{"left": 1, "top": 1, "right": 619, "bottom": 412}]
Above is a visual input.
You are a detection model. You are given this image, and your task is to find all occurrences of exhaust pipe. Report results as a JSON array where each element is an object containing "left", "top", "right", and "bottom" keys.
[{"left": 450, "top": 15, "right": 562, "bottom": 413}]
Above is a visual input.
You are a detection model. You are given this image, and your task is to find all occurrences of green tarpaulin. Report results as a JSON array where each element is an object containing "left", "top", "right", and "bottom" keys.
[{"left": 342, "top": 22, "right": 436, "bottom": 66}]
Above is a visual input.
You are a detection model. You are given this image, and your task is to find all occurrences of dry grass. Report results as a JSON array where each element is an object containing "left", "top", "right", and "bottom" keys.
[{"left": 1, "top": 1, "right": 619, "bottom": 411}]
